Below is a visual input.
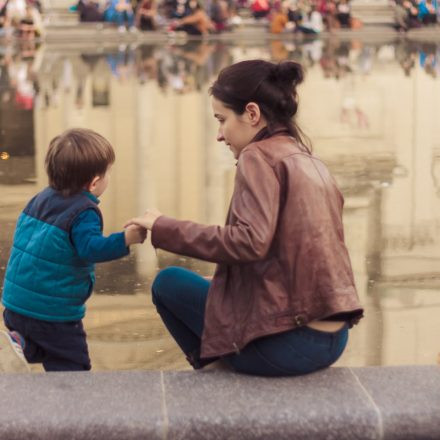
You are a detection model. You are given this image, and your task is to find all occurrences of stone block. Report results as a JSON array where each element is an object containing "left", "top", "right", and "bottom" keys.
[
  {"left": 163, "top": 368, "right": 380, "bottom": 440},
  {"left": 0, "top": 371, "right": 164, "bottom": 440}
]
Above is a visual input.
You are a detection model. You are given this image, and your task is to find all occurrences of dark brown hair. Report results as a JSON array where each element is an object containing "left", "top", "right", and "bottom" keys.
[
  {"left": 210, "top": 60, "right": 311, "bottom": 151},
  {"left": 45, "top": 128, "right": 115, "bottom": 196}
]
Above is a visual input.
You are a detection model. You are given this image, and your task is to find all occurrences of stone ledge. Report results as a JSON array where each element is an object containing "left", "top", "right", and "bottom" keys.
[{"left": 0, "top": 366, "right": 439, "bottom": 439}]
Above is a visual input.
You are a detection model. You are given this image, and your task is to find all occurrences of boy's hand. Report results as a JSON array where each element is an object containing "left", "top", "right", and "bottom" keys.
[{"left": 124, "top": 225, "right": 147, "bottom": 246}]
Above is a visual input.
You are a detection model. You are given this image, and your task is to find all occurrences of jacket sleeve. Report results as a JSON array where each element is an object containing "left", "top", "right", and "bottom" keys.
[
  {"left": 151, "top": 149, "right": 280, "bottom": 264},
  {"left": 71, "top": 209, "right": 129, "bottom": 263}
]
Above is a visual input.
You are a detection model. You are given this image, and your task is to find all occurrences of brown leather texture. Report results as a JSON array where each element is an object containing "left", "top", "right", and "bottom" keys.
[{"left": 152, "top": 135, "right": 363, "bottom": 359}]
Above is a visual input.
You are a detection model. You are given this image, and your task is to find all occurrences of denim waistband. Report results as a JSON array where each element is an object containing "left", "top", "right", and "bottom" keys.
[{"left": 301, "top": 322, "right": 349, "bottom": 339}]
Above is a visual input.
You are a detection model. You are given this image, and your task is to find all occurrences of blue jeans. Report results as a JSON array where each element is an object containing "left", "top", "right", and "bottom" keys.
[
  {"left": 151, "top": 266, "right": 349, "bottom": 377},
  {"left": 105, "top": 9, "right": 134, "bottom": 27}
]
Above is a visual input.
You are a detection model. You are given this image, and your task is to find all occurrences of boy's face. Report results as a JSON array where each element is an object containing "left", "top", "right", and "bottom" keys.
[{"left": 89, "top": 166, "right": 111, "bottom": 198}]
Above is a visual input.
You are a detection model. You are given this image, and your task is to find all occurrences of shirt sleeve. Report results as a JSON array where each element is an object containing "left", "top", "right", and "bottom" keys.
[
  {"left": 71, "top": 209, "right": 129, "bottom": 263},
  {"left": 151, "top": 149, "right": 280, "bottom": 264}
]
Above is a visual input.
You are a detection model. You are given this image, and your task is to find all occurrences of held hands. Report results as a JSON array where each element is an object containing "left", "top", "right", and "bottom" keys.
[
  {"left": 124, "top": 224, "right": 148, "bottom": 246},
  {"left": 125, "top": 208, "right": 163, "bottom": 231}
]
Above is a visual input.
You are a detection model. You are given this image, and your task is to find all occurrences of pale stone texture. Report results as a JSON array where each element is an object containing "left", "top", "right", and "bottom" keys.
[
  {"left": 0, "top": 371, "right": 164, "bottom": 440},
  {"left": 352, "top": 366, "right": 440, "bottom": 440},
  {"left": 1, "top": 367, "right": 439, "bottom": 440}
]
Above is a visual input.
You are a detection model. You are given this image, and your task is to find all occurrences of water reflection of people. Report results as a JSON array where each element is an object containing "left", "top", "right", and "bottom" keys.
[
  {"left": 126, "top": 60, "right": 363, "bottom": 376},
  {"left": 15, "top": 39, "right": 439, "bottom": 117},
  {"left": 136, "top": 44, "right": 158, "bottom": 83}
]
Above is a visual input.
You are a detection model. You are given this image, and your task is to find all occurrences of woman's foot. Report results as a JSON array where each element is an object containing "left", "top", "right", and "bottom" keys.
[{"left": 0, "top": 330, "right": 30, "bottom": 373}]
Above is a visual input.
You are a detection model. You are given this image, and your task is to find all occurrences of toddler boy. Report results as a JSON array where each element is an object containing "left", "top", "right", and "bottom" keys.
[{"left": 0, "top": 128, "right": 146, "bottom": 372}]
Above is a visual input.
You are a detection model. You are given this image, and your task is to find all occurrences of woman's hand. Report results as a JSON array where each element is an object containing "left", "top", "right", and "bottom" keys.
[{"left": 125, "top": 208, "right": 163, "bottom": 230}]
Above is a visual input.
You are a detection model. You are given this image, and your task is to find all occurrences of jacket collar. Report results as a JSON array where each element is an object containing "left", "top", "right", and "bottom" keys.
[
  {"left": 82, "top": 190, "right": 100, "bottom": 205},
  {"left": 250, "top": 126, "right": 290, "bottom": 143}
]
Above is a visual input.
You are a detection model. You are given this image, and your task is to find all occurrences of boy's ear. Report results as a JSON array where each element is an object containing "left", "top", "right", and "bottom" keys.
[{"left": 87, "top": 175, "right": 101, "bottom": 192}]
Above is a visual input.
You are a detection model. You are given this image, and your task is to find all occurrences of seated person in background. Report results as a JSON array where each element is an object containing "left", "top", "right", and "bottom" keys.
[
  {"left": 418, "top": 0, "right": 437, "bottom": 24},
  {"left": 403, "top": 0, "right": 421, "bottom": 27},
  {"left": 270, "top": 1, "right": 289, "bottom": 33},
  {"left": 173, "top": 0, "right": 214, "bottom": 35},
  {"left": 297, "top": 5, "right": 323, "bottom": 34},
  {"left": 394, "top": 0, "right": 409, "bottom": 31},
  {"left": 210, "top": 0, "right": 229, "bottom": 32},
  {"left": 135, "top": 0, "right": 156, "bottom": 30},
  {"left": 336, "top": 0, "right": 351, "bottom": 27},
  {"left": 104, "top": 0, "right": 136, "bottom": 31},
  {"left": 77, "top": 0, "right": 104, "bottom": 22},
  {"left": 18, "top": 2, "right": 43, "bottom": 38},
  {"left": 319, "top": 0, "right": 340, "bottom": 31},
  {"left": 166, "top": 0, "right": 190, "bottom": 19},
  {"left": 285, "top": 0, "right": 303, "bottom": 27},
  {"left": 251, "top": 0, "right": 270, "bottom": 18}
]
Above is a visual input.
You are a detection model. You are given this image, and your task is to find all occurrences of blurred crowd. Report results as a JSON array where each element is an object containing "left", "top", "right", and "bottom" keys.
[
  {"left": 0, "top": 0, "right": 438, "bottom": 38},
  {"left": 72, "top": 0, "right": 366, "bottom": 34},
  {"left": 73, "top": 0, "right": 439, "bottom": 34},
  {"left": 394, "top": 0, "right": 439, "bottom": 31},
  {"left": 73, "top": 0, "right": 233, "bottom": 33}
]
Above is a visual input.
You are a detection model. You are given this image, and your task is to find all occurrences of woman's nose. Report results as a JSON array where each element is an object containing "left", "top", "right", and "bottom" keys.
[{"left": 217, "top": 129, "right": 224, "bottom": 142}]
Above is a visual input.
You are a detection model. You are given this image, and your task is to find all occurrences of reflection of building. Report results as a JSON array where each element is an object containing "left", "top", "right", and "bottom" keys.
[
  {"left": 29, "top": 44, "right": 440, "bottom": 370},
  {"left": 370, "top": 66, "right": 440, "bottom": 366},
  {"left": 299, "top": 61, "right": 440, "bottom": 366}
]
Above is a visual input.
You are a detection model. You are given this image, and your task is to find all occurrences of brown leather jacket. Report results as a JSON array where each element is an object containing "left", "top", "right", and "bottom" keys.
[{"left": 152, "top": 135, "right": 363, "bottom": 360}]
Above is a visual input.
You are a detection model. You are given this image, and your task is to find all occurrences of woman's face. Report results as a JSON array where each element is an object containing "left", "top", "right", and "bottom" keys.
[{"left": 212, "top": 97, "right": 264, "bottom": 159}]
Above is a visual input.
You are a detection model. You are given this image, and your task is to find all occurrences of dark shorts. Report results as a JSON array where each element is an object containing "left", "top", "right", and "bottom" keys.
[{"left": 3, "top": 309, "right": 91, "bottom": 372}]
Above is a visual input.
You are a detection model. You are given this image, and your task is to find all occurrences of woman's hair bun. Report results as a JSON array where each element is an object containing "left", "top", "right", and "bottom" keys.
[{"left": 269, "top": 61, "right": 304, "bottom": 88}]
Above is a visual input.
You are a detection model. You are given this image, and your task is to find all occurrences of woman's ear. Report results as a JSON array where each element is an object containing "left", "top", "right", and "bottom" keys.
[
  {"left": 87, "top": 175, "right": 101, "bottom": 192},
  {"left": 245, "top": 102, "right": 262, "bottom": 126}
]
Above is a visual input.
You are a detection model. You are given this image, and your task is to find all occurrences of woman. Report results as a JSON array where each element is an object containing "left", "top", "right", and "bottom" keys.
[{"left": 126, "top": 60, "right": 363, "bottom": 376}]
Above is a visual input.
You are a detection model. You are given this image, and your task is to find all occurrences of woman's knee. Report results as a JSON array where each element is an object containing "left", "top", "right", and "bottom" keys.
[{"left": 151, "top": 266, "right": 186, "bottom": 305}]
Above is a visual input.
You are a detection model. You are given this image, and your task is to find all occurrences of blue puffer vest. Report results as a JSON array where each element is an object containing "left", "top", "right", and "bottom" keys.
[{"left": 2, "top": 187, "right": 102, "bottom": 322}]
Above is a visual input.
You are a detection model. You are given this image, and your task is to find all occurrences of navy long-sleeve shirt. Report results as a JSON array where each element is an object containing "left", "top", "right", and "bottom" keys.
[{"left": 71, "top": 192, "right": 129, "bottom": 263}]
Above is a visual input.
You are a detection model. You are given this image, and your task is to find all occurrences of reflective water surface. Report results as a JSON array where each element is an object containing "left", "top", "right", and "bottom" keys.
[{"left": 1, "top": 38, "right": 440, "bottom": 371}]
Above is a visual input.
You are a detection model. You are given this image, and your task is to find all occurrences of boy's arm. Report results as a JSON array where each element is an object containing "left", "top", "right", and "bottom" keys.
[{"left": 71, "top": 209, "right": 129, "bottom": 263}]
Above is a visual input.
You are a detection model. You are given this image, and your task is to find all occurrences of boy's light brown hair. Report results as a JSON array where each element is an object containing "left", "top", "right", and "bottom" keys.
[{"left": 45, "top": 128, "right": 115, "bottom": 196}]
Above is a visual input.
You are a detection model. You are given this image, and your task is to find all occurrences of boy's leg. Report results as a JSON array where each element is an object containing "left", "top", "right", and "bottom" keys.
[
  {"left": 4, "top": 309, "right": 90, "bottom": 371},
  {"left": 151, "top": 266, "right": 216, "bottom": 367},
  {"left": 37, "top": 321, "right": 91, "bottom": 372}
]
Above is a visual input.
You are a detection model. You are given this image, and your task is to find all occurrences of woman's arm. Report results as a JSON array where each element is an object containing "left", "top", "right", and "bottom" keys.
[{"left": 129, "top": 150, "right": 281, "bottom": 264}]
